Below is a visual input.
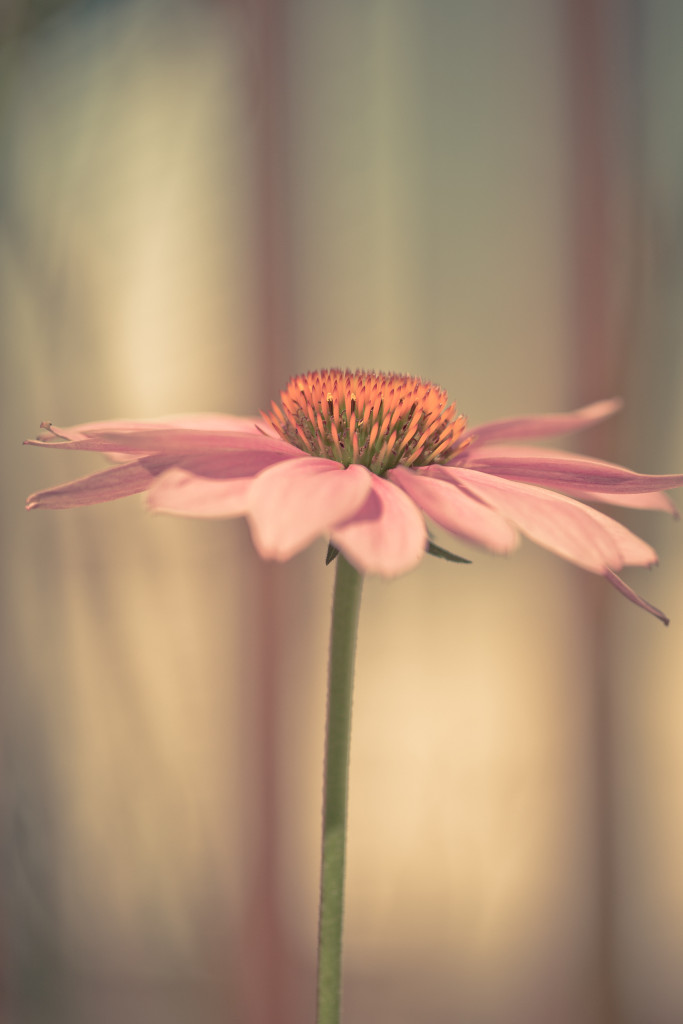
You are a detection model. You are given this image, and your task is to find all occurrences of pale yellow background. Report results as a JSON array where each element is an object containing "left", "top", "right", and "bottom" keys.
[{"left": 2, "top": 2, "right": 683, "bottom": 1023}]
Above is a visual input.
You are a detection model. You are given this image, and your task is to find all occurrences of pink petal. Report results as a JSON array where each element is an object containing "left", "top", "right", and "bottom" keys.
[
  {"left": 464, "top": 445, "right": 678, "bottom": 513},
  {"left": 389, "top": 465, "right": 519, "bottom": 554},
  {"left": 24, "top": 421, "right": 294, "bottom": 457},
  {"left": 247, "top": 459, "right": 372, "bottom": 561},
  {"left": 25, "top": 456, "right": 168, "bottom": 509},
  {"left": 463, "top": 446, "right": 679, "bottom": 513},
  {"left": 463, "top": 444, "right": 683, "bottom": 494},
  {"left": 28, "top": 414, "right": 265, "bottom": 442},
  {"left": 603, "top": 569, "right": 669, "bottom": 625},
  {"left": 558, "top": 489, "right": 677, "bottom": 514},
  {"left": 462, "top": 397, "right": 622, "bottom": 448},
  {"left": 147, "top": 450, "right": 292, "bottom": 517},
  {"left": 148, "top": 469, "right": 252, "bottom": 517},
  {"left": 167, "top": 414, "right": 277, "bottom": 435},
  {"left": 447, "top": 467, "right": 657, "bottom": 573},
  {"left": 331, "top": 474, "right": 427, "bottom": 577}
]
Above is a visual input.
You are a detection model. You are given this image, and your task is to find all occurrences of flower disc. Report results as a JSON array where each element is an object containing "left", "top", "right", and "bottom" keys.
[{"left": 263, "top": 369, "right": 469, "bottom": 474}]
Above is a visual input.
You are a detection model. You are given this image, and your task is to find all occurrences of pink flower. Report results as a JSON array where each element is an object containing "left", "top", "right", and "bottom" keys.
[{"left": 25, "top": 369, "right": 683, "bottom": 624}]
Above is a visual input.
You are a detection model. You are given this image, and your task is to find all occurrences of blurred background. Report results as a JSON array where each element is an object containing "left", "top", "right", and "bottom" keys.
[{"left": 2, "top": 1, "right": 683, "bottom": 1022}]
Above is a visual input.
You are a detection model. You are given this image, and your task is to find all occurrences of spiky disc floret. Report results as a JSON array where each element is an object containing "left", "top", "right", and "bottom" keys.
[{"left": 262, "top": 369, "right": 469, "bottom": 474}]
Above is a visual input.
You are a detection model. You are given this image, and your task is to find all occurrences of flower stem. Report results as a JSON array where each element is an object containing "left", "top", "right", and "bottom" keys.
[{"left": 316, "top": 554, "right": 364, "bottom": 1024}]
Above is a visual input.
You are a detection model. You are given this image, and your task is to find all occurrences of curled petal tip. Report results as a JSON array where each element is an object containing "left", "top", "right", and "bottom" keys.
[{"left": 25, "top": 422, "right": 60, "bottom": 445}]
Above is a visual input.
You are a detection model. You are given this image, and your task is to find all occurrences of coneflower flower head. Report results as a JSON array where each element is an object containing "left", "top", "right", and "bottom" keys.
[
  {"left": 24, "top": 369, "right": 683, "bottom": 624},
  {"left": 264, "top": 369, "right": 469, "bottom": 473}
]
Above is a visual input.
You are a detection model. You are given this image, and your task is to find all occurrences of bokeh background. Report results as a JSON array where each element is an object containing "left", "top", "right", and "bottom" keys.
[{"left": 2, "top": 1, "right": 683, "bottom": 1022}]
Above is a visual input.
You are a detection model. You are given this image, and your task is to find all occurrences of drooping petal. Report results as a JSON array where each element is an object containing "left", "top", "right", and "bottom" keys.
[
  {"left": 247, "top": 459, "right": 372, "bottom": 560},
  {"left": 147, "top": 449, "right": 293, "bottom": 517},
  {"left": 388, "top": 465, "right": 519, "bottom": 554},
  {"left": 25, "top": 456, "right": 169, "bottom": 509},
  {"left": 447, "top": 467, "right": 657, "bottom": 573},
  {"left": 603, "top": 568, "right": 669, "bottom": 625},
  {"left": 331, "top": 475, "right": 427, "bottom": 576},
  {"left": 462, "top": 397, "right": 622, "bottom": 448}
]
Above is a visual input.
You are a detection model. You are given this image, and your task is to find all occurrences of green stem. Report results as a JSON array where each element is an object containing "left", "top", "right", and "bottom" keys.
[{"left": 316, "top": 554, "right": 364, "bottom": 1024}]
